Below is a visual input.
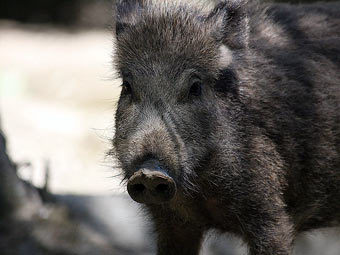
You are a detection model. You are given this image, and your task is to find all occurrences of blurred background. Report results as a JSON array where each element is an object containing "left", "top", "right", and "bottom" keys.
[
  {"left": 0, "top": 0, "right": 339, "bottom": 255},
  {"left": 0, "top": 0, "right": 120, "bottom": 195}
]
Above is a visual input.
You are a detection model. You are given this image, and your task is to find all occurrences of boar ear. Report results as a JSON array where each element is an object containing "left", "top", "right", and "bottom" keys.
[
  {"left": 115, "top": 0, "right": 144, "bottom": 36},
  {"left": 218, "top": 44, "right": 233, "bottom": 69},
  {"left": 207, "top": 0, "right": 249, "bottom": 49}
]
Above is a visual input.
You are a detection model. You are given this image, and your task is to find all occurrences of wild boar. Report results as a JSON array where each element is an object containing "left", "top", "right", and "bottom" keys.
[{"left": 112, "top": 0, "right": 340, "bottom": 254}]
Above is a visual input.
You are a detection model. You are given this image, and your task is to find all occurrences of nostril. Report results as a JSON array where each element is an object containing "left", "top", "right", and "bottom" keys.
[
  {"left": 156, "top": 183, "right": 169, "bottom": 193},
  {"left": 127, "top": 169, "right": 177, "bottom": 204},
  {"left": 132, "top": 183, "right": 146, "bottom": 193}
]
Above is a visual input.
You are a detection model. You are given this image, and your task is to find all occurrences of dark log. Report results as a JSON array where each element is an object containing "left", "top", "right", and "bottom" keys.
[{"left": 0, "top": 121, "right": 41, "bottom": 219}]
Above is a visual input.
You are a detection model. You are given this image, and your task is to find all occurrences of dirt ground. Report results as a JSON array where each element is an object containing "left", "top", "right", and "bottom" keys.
[{"left": 0, "top": 22, "right": 123, "bottom": 195}]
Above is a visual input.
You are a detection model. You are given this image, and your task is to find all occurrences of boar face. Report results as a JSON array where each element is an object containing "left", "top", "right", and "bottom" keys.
[{"left": 113, "top": 0, "right": 248, "bottom": 196}]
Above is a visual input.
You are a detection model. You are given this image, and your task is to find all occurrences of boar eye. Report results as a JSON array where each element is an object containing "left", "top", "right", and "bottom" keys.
[
  {"left": 189, "top": 79, "right": 202, "bottom": 97},
  {"left": 121, "top": 80, "right": 132, "bottom": 95}
]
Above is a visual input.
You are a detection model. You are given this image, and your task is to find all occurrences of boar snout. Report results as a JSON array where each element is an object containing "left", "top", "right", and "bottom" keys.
[{"left": 127, "top": 160, "right": 177, "bottom": 204}]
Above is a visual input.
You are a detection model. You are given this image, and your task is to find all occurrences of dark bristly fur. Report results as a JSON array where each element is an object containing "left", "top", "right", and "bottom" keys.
[{"left": 112, "top": 0, "right": 340, "bottom": 254}]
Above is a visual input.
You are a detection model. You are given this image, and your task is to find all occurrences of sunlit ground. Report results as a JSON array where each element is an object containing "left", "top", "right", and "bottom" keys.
[{"left": 0, "top": 22, "right": 123, "bottom": 195}]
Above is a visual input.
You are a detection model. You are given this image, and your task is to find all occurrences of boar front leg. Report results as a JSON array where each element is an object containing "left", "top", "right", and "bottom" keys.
[
  {"left": 150, "top": 209, "right": 204, "bottom": 255},
  {"left": 156, "top": 224, "right": 203, "bottom": 255},
  {"left": 242, "top": 205, "right": 294, "bottom": 255}
]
